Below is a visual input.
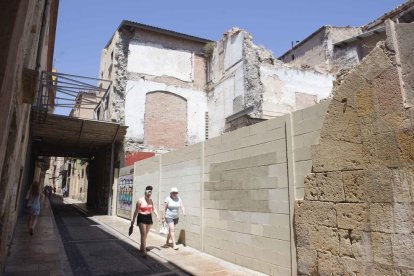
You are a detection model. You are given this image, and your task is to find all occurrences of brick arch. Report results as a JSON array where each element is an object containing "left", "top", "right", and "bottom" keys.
[{"left": 144, "top": 91, "right": 187, "bottom": 148}]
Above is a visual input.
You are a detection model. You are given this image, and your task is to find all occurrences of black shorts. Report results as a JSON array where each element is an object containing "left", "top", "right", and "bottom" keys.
[{"left": 137, "top": 213, "right": 153, "bottom": 225}]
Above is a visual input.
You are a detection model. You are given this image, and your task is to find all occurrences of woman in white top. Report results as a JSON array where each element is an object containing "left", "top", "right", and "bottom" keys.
[{"left": 163, "top": 187, "right": 185, "bottom": 250}]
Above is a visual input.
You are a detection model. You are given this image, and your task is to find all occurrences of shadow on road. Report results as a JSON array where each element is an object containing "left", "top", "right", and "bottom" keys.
[{"left": 50, "top": 195, "right": 187, "bottom": 275}]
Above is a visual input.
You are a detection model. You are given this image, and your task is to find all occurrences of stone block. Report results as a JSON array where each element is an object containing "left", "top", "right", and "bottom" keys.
[
  {"left": 303, "top": 172, "right": 344, "bottom": 202},
  {"left": 320, "top": 98, "right": 362, "bottom": 144},
  {"left": 338, "top": 229, "right": 352, "bottom": 257},
  {"left": 295, "top": 201, "right": 337, "bottom": 227},
  {"left": 369, "top": 203, "right": 394, "bottom": 233},
  {"left": 371, "top": 232, "right": 393, "bottom": 265},
  {"left": 317, "top": 171, "right": 345, "bottom": 202},
  {"left": 296, "top": 247, "right": 317, "bottom": 275},
  {"left": 336, "top": 203, "right": 368, "bottom": 230},
  {"left": 332, "top": 69, "right": 368, "bottom": 109},
  {"left": 312, "top": 140, "right": 367, "bottom": 172},
  {"left": 343, "top": 170, "right": 366, "bottom": 202},
  {"left": 303, "top": 173, "right": 318, "bottom": 201},
  {"left": 355, "top": 45, "right": 393, "bottom": 81},
  {"left": 373, "top": 66, "right": 407, "bottom": 130},
  {"left": 393, "top": 203, "right": 414, "bottom": 234},
  {"left": 392, "top": 233, "right": 414, "bottom": 268},
  {"left": 337, "top": 256, "right": 365, "bottom": 275},
  {"left": 373, "top": 132, "right": 401, "bottom": 167},
  {"left": 397, "top": 129, "right": 414, "bottom": 165},
  {"left": 309, "top": 225, "right": 339, "bottom": 255},
  {"left": 392, "top": 168, "right": 414, "bottom": 203},
  {"left": 316, "top": 252, "right": 341, "bottom": 276},
  {"left": 364, "top": 168, "right": 394, "bottom": 203}
]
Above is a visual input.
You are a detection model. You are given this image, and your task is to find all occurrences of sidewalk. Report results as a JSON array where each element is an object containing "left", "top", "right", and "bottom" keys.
[
  {"left": 64, "top": 197, "right": 264, "bottom": 276},
  {"left": 4, "top": 196, "right": 72, "bottom": 275}
]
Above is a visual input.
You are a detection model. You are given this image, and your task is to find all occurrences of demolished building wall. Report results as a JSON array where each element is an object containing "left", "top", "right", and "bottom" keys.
[
  {"left": 279, "top": 27, "right": 362, "bottom": 73},
  {"left": 295, "top": 20, "right": 414, "bottom": 275},
  {"left": 207, "top": 28, "right": 335, "bottom": 136}
]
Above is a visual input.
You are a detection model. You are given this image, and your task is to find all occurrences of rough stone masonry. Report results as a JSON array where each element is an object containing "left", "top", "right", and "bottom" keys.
[{"left": 295, "top": 20, "right": 414, "bottom": 275}]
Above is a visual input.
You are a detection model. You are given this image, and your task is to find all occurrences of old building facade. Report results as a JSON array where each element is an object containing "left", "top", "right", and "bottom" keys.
[
  {"left": 97, "top": 21, "right": 336, "bottom": 164},
  {"left": 0, "top": 0, "right": 59, "bottom": 271}
]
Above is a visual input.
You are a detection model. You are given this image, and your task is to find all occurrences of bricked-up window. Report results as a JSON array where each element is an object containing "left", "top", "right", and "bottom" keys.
[{"left": 144, "top": 91, "right": 187, "bottom": 148}]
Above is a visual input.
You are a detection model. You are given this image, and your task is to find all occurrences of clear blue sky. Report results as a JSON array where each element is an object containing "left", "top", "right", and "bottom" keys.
[{"left": 54, "top": 0, "right": 404, "bottom": 79}]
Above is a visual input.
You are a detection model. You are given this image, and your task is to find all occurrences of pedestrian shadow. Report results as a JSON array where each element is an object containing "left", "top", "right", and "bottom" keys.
[
  {"left": 177, "top": 229, "right": 186, "bottom": 247},
  {"left": 49, "top": 195, "right": 187, "bottom": 275}
]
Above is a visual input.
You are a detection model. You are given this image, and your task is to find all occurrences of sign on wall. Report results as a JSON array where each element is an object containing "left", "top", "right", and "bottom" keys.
[{"left": 116, "top": 174, "right": 133, "bottom": 219}]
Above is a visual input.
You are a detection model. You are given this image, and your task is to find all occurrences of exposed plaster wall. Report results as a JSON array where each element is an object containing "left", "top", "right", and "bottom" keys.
[
  {"left": 124, "top": 79, "right": 207, "bottom": 151},
  {"left": 131, "top": 29, "right": 207, "bottom": 91},
  {"left": 281, "top": 27, "right": 362, "bottom": 73},
  {"left": 207, "top": 29, "right": 246, "bottom": 137},
  {"left": 127, "top": 41, "right": 194, "bottom": 82},
  {"left": 260, "top": 63, "right": 334, "bottom": 117}
]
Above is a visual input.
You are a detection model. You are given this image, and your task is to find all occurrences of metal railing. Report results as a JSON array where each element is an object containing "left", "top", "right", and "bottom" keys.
[{"left": 32, "top": 71, "right": 112, "bottom": 121}]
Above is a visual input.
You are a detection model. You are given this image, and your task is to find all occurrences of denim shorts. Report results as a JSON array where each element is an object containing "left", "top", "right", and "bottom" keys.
[{"left": 165, "top": 217, "right": 179, "bottom": 225}]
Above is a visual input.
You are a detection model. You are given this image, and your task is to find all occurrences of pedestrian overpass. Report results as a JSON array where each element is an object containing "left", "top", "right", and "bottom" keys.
[{"left": 29, "top": 72, "right": 127, "bottom": 214}]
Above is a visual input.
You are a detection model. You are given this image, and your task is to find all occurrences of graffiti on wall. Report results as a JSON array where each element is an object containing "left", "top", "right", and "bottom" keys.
[{"left": 116, "top": 174, "right": 133, "bottom": 219}]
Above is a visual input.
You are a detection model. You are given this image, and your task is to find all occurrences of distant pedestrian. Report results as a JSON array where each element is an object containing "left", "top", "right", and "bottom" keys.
[
  {"left": 163, "top": 187, "right": 185, "bottom": 250},
  {"left": 130, "top": 185, "right": 160, "bottom": 257},
  {"left": 26, "top": 181, "right": 42, "bottom": 235}
]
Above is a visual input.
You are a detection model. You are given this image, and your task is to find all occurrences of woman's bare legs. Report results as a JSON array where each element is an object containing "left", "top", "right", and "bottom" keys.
[
  {"left": 167, "top": 222, "right": 178, "bottom": 249},
  {"left": 138, "top": 223, "right": 151, "bottom": 256},
  {"left": 138, "top": 223, "right": 146, "bottom": 255},
  {"left": 28, "top": 215, "right": 38, "bottom": 235}
]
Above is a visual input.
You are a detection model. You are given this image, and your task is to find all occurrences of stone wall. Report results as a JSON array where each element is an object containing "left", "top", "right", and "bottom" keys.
[
  {"left": 128, "top": 100, "right": 329, "bottom": 275},
  {"left": 0, "top": 0, "right": 58, "bottom": 271},
  {"left": 295, "top": 21, "right": 414, "bottom": 275}
]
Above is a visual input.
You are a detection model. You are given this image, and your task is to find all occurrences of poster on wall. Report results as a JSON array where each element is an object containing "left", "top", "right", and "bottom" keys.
[{"left": 116, "top": 174, "right": 133, "bottom": 219}]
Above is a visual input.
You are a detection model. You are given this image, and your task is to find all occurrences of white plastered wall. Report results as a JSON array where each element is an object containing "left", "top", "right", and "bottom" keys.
[
  {"left": 260, "top": 64, "right": 334, "bottom": 117},
  {"left": 125, "top": 79, "right": 207, "bottom": 144},
  {"left": 208, "top": 30, "right": 245, "bottom": 138},
  {"left": 127, "top": 41, "right": 193, "bottom": 82}
]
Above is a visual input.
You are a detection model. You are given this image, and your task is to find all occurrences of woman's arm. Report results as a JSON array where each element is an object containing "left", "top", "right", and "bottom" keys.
[
  {"left": 151, "top": 199, "right": 159, "bottom": 219},
  {"left": 163, "top": 199, "right": 168, "bottom": 219},
  {"left": 131, "top": 199, "right": 140, "bottom": 225},
  {"left": 180, "top": 200, "right": 186, "bottom": 216}
]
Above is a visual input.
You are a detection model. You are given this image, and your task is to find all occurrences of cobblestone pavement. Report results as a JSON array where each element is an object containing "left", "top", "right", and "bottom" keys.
[{"left": 50, "top": 196, "right": 186, "bottom": 276}]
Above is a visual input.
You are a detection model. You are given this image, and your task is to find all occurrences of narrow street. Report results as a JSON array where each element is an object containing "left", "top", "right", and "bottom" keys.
[{"left": 49, "top": 196, "right": 186, "bottom": 276}]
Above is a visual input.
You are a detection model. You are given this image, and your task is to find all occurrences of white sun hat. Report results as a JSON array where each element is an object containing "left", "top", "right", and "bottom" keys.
[{"left": 170, "top": 187, "right": 178, "bottom": 193}]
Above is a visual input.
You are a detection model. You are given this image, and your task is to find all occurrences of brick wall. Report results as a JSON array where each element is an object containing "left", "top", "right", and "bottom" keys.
[{"left": 144, "top": 91, "right": 187, "bottom": 148}]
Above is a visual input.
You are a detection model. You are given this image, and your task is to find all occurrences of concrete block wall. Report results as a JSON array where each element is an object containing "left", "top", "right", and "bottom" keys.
[
  {"left": 133, "top": 157, "right": 160, "bottom": 222},
  {"left": 291, "top": 101, "right": 330, "bottom": 199},
  {"left": 160, "top": 143, "right": 203, "bottom": 250},
  {"left": 125, "top": 100, "right": 330, "bottom": 275},
  {"left": 204, "top": 118, "right": 292, "bottom": 275}
]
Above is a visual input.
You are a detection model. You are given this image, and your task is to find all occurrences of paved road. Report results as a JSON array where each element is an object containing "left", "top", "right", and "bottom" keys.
[{"left": 50, "top": 197, "right": 187, "bottom": 276}]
